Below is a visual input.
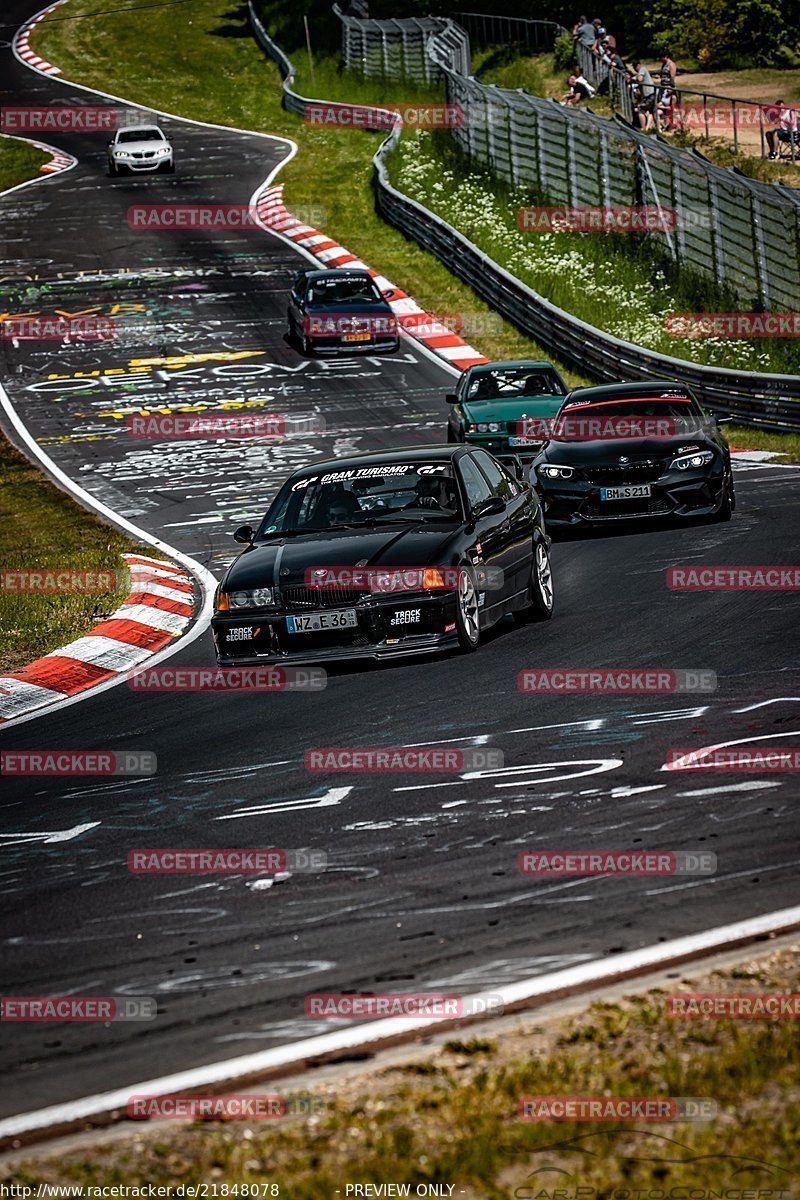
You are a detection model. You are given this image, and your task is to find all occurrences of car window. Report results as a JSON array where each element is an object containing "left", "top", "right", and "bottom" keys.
[
  {"left": 306, "top": 276, "right": 383, "bottom": 305},
  {"left": 118, "top": 128, "right": 164, "bottom": 143},
  {"left": 458, "top": 455, "right": 493, "bottom": 511},
  {"left": 291, "top": 273, "right": 307, "bottom": 299},
  {"left": 466, "top": 366, "right": 564, "bottom": 401},
  {"left": 472, "top": 450, "right": 515, "bottom": 501},
  {"left": 256, "top": 463, "right": 461, "bottom": 536}
]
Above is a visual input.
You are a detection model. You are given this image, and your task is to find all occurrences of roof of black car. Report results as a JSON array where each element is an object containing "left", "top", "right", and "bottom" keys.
[
  {"left": 289, "top": 445, "right": 460, "bottom": 477},
  {"left": 564, "top": 380, "right": 694, "bottom": 403}
]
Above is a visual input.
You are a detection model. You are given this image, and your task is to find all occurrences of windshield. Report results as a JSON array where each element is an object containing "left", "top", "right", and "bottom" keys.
[
  {"left": 118, "top": 128, "right": 164, "bottom": 143},
  {"left": 256, "top": 463, "right": 462, "bottom": 537},
  {"left": 306, "top": 276, "right": 383, "bottom": 305},
  {"left": 552, "top": 396, "right": 704, "bottom": 441},
  {"left": 466, "top": 365, "right": 565, "bottom": 402}
]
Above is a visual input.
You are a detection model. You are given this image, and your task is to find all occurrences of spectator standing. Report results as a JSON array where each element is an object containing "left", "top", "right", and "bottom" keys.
[
  {"left": 632, "top": 60, "right": 656, "bottom": 129},
  {"left": 573, "top": 15, "right": 597, "bottom": 47},
  {"left": 659, "top": 53, "right": 677, "bottom": 91}
]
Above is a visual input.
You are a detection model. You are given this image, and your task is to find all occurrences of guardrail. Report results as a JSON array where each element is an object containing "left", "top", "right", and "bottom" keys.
[
  {"left": 247, "top": 1, "right": 800, "bottom": 431},
  {"left": 454, "top": 11, "right": 567, "bottom": 53}
]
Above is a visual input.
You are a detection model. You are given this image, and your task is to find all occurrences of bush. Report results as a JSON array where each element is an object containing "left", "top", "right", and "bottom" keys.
[{"left": 553, "top": 31, "right": 576, "bottom": 71}]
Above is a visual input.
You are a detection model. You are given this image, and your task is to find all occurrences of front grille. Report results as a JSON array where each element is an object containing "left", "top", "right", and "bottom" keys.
[
  {"left": 584, "top": 461, "right": 666, "bottom": 486},
  {"left": 280, "top": 585, "right": 372, "bottom": 610},
  {"left": 582, "top": 496, "right": 672, "bottom": 519}
]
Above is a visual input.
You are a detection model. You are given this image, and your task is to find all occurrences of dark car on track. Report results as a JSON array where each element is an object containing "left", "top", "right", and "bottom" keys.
[
  {"left": 446, "top": 360, "right": 568, "bottom": 455},
  {"left": 287, "top": 268, "right": 399, "bottom": 356},
  {"left": 531, "top": 380, "right": 735, "bottom": 526},
  {"left": 211, "top": 446, "right": 554, "bottom": 665}
]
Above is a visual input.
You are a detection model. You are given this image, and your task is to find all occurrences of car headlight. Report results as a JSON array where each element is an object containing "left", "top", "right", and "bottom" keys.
[
  {"left": 669, "top": 451, "right": 714, "bottom": 471},
  {"left": 115, "top": 150, "right": 131, "bottom": 159},
  {"left": 476, "top": 422, "right": 501, "bottom": 433},
  {"left": 217, "top": 587, "right": 276, "bottom": 610},
  {"left": 156, "top": 145, "right": 171, "bottom": 155},
  {"left": 538, "top": 464, "right": 574, "bottom": 480}
]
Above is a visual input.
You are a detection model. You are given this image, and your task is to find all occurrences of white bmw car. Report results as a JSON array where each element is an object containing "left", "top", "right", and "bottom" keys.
[{"left": 107, "top": 125, "right": 174, "bottom": 175}]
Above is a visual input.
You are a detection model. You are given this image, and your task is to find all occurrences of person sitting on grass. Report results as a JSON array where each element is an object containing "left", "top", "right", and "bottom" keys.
[
  {"left": 562, "top": 71, "right": 596, "bottom": 105},
  {"left": 766, "top": 99, "right": 799, "bottom": 159}
]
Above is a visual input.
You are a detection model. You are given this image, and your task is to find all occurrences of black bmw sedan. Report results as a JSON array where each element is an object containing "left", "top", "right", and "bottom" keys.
[
  {"left": 211, "top": 446, "right": 554, "bottom": 665},
  {"left": 287, "top": 268, "right": 399, "bottom": 356},
  {"left": 531, "top": 381, "right": 735, "bottom": 527}
]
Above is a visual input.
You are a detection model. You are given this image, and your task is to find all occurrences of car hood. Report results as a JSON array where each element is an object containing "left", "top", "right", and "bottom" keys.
[
  {"left": 114, "top": 140, "right": 169, "bottom": 152},
  {"left": 461, "top": 396, "right": 564, "bottom": 423},
  {"left": 223, "top": 524, "right": 457, "bottom": 590},
  {"left": 538, "top": 432, "right": 714, "bottom": 464}
]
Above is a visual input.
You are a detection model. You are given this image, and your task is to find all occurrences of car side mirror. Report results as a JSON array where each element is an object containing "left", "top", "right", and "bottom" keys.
[
  {"left": 445, "top": 393, "right": 459, "bottom": 404},
  {"left": 475, "top": 496, "right": 506, "bottom": 518},
  {"left": 233, "top": 524, "right": 255, "bottom": 544}
]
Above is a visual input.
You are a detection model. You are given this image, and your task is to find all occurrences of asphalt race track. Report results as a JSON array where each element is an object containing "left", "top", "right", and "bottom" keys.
[{"left": 1, "top": 0, "right": 800, "bottom": 1123}]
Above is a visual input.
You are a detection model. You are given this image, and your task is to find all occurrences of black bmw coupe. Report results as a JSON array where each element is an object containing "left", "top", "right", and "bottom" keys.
[
  {"left": 211, "top": 446, "right": 554, "bottom": 665},
  {"left": 531, "top": 381, "right": 735, "bottom": 527}
]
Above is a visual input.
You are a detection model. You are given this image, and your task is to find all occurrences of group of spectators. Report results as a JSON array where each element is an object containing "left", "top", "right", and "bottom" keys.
[
  {"left": 567, "top": 15, "right": 677, "bottom": 131},
  {"left": 566, "top": 13, "right": 799, "bottom": 159}
]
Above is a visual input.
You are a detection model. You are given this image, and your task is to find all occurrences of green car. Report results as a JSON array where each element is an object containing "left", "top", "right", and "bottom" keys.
[{"left": 446, "top": 360, "right": 568, "bottom": 455}]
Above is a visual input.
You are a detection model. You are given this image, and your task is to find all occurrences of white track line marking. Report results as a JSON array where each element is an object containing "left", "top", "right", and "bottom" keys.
[{"left": 1, "top": 903, "right": 798, "bottom": 1139}]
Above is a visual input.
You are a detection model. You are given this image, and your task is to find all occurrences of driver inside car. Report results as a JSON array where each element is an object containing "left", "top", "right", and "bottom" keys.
[
  {"left": 317, "top": 487, "right": 362, "bottom": 526},
  {"left": 410, "top": 476, "right": 457, "bottom": 512}
]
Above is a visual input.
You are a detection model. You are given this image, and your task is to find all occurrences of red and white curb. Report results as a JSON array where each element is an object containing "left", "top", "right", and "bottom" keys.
[
  {"left": 12, "top": 0, "right": 65, "bottom": 75},
  {"left": 29, "top": 137, "right": 74, "bottom": 175},
  {"left": 255, "top": 182, "right": 489, "bottom": 370},
  {"left": 0, "top": 555, "right": 195, "bottom": 724}
]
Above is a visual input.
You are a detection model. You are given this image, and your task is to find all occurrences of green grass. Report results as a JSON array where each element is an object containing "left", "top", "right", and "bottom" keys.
[
  {"left": 6, "top": 949, "right": 799, "bottom": 1194},
  {"left": 0, "top": 134, "right": 50, "bottom": 191},
  {"left": 0, "top": 442, "right": 139, "bottom": 673},
  {"left": 726, "top": 422, "right": 800, "bottom": 458},
  {"left": 0, "top": 136, "right": 144, "bottom": 673},
  {"left": 393, "top": 129, "right": 800, "bottom": 375}
]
